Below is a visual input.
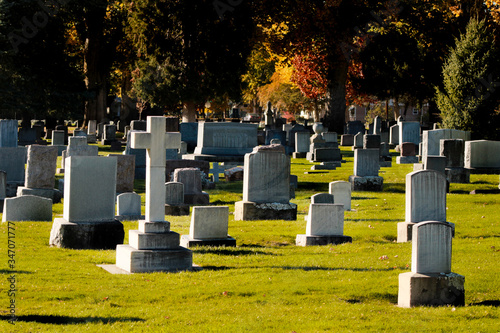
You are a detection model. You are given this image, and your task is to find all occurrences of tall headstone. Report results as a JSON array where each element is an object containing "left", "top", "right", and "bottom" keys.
[
  {"left": 440, "top": 139, "right": 469, "bottom": 183},
  {"left": 49, "top": 156, "right": 124, "bottom": 249},
  {"left": 389, "top": 124, "right": 400, "bottom": 146},
  {"left": 399, "top": 122, "right": 421, "bottom": 147},
  {"left": 58, "top": 136, "right": 99, "bottom": 173},
  {"left": 0, "top": 119, "right": 18, "bottom": 147},
  {"left": 180, "top": 206, "right": 236, "bottom": 247},
  {"left": 398, "top": 221, "right": 465, "bottom": 307},
  {"left": 165, "top": 182, "right": 189, "bottom": 216},
  {"left": 113, "top": 116, "right": 193, "bottom": 273},
  {"left": 372, "top": 116, "right": 382, "bottom": 135},
  {"left": 0, "top": 147, "right": 27, "bottom": 197},
  {"left": 353, "top": 132, "right": 363, "bottom": 150},
  {"left": 293, "top": 132, "right": 310, "bottom": 158},
  {"left": 16, "top": 145, "right": 61, "bottom": 203},
  {"left": 102, "top": 124, "right": 117, "bottom": 145},
  {"left": 349, "top": 149, "right": 383, "bottom": 191},
  {"left": 108, "top": 154, "right": 135, "bottom": 193},
  {"left": 235, "top": 144, "right": 297, "bottom": 220},
  {"left": 397, "top": 170, "right": 451, "bottom": 242},
  {"left": 296, "top": 203, "right": 352, "bottom": 246},
  {"left": 329, "top": 181, "right": 351, "bottom": 211}
]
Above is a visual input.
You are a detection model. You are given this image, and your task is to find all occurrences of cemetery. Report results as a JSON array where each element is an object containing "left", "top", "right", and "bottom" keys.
[{"left": 0, "top": 118, "right": 499, "bottom": 332}]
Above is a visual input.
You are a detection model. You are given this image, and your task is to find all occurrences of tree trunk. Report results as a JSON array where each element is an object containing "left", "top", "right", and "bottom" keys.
[
  {"left": 324, "top": 55, "right": 348, "bottom": 134},
  {"left": 82, "top": 5, "right": 107, "bottom": 128},
  {"left": 182, "top": 101, "right": 197, "bottom": 122}
]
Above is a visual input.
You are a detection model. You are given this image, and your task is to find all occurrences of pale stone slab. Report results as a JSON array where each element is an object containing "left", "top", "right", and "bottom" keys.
[
  {"left": 329, "top": 181, "right": 351, "bottom": 211},
  {"left": 464, "top": 140, "right": 500, "bottom": 169},
  {"left": 306, "top": 204, "right": 344, "bottom": 236},
  {"left": 51, "top": 130, "right": 65, "bottom": 146},
  {"left": 115, "top": 244, "right": 193, "bottom": 273},
  {"left": 354, "top": 149, "right": 379, "bottom": 177},
  {"left": 63, "top": 156, "right": 117, "bottom": 222},
  {"left": 405, "top": 170, "right": 446, "bottom": 223},
  {"left": 194, "top": 122, "right": 258, "bottom": 156},
  {"left": 117, "top": 192, "right": 141, "bottom": 217},
  {"left": 422, "top": 129, "right": 470, "bottom": 162},
  {"left": 412, "top": 221, "right": 452, "bottom": 274},
  {"left": 399, "top": 122, "right": 420, "bottom": 146},
  {"left": 189, "top": 206, "right": 229, "bottom": 239},
  {"left": 25, "top": 145, "right": 58, "bottom": 188},
  {"left": 2, "top": 195, "right": 52, "bottom": 221},
  {"left": 295, "top": 132, "right": 310, "bottom": 153},
  {"left": 390, "top": 124, "right": 399, "bottom": 145}
]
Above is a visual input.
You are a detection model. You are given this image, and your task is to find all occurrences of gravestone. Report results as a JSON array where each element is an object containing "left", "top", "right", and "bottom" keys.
[
  {"left": 179, "top": 122, "right": 198, "bottom": 152},
  {"left": 173, "top": 168, "right": 209, "bottom": 205},
  {"left": 399, "top": 122, "right": 420, "bottom": 147},
  {"left": 329, "top": 181, "right": 351, "bottom": 211},
  {"left": 16, "top": 145, "right": 61, "bottom": 203},
  {"left": 235, "top": 144, "right": 297, "bottom": 220},
  {"left": 353, "top": 133, "right": 363, "bottom": 150},
  {"left": 440, "top": 139, "right": 469, "bottom": 183},
  {"left": 265, "top": 129, "right": 286, "bottom": 146},
  {"left": 398, "top": 221, "right": 465, "bottom": 307},
  {"left": 131, "top": 120, "right": 146, "bottom": 131},
  {"left": 0, "top": 147, "right": 27, "bottom": 197},
  {"left": 296, "top": 203, "right": 352, "bottom": 246},
  {"left": 340, "top": 134, "right": 354, "bottom": 146},
  {"left": 397, "top": 170, "right": 452, "bottom": 242},
  {"left": 165, "top": 182, "right": 189, "bottom": 216},
  {"left": 2, "top": 195, "right": 52, "bottom": 222},
  {"left": 349, "top": 149, "right": 383, "bottom": 191},
  {"left": 363, "top": 134, "right": 381, "bottom": 149},
  {"left": 102, "top": 124, "right": 117, "bottom": 145},
  {"left": 18, "top": 127, "right": 37, "bottom": 146},
  {"left": 108, "top": 154, "right": 135, "bottom": 193},
  {"left": 372, "top": 116, "right": 382, "bottom": 135},
  {"left": 389, "top": 124, "right": 400, "bottom": 146},
  {"left": 180, "top": 206, "right": 236, "bottom": 247},
  {"left": 379, "top": 142, "right": 392, "bottom": 167},
  {"left": 346, "top": 121, "right": 364, "bottom": 135},
  {"left": 397, "top": 142, "right": 419, "bottom": 164},
  {"left": 55, "top": 124, "right": 68, "bottom": 145},
  {"left": 58, "top": 137, "right": 99, "bottom": 173},
  {"left": 49, "top": 156, "right": 124, "bottom": 249},
  {"left": 116, "top": 192, "right": 142, "bottom": 220},
  {"left": 308, "top": 124, "right": 342, "bottom": 166},
  {"left": 165, "top": 117, "right": 179, "bottom": 132},
  {"left": 311, "top": 193, "right": 334, "bottom": 204},
  {"left": 87, "top": 120, "right": 97, "bottom": 135},
  {"left": 422, "top": 129, "right": 470, "bottom": 162},
  {"left": 51, "top": 130, "right": 66, "bottom": 155},
  {"left": 464, "top": 140, "right": 500, "bottom": 173},
  {"left": 165, "top": 160, "right": 209, "bottom": 182},
  {"left": 423, "top": 155, "right": 446, "bottom": 174},
  {"left": 112, "top": 116, "right": 193, "bottom": 273},
  {"left": 0, "top": 119, "right": 18, "bottom": 147},
  {"left": 289, "top": 124, "right": 307, "bottom": 155}
]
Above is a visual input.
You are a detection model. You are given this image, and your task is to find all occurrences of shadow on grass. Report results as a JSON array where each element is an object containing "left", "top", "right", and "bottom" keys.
[
  {"left": 471, "top": 300, "right": 500, "bottom": 307},
  {"left": 0, "top": 270, "right": 32, "bottom": 274},
  {"left": 381, "top": 183, "right": 405, "bottom": 193},
  {"left": 0, "top": 315, "right": 145, "bottom": 325},
  {"left": 351, "top": 196, "right": 376, "bottom": 200},
  {"left": 192, "top": 248, "right": 271, "bottom": 256},
  {"left": 269, "top": 266, "right": 403, "bottom": 272},
  {"left": 298, "top": 182, "right": 329, "bottom": 192},
  {"left": 347, "top": 218, "right": 400, "bottom": 222},
  {"left": 211, "top": 199, "right": 239, "bottom": 205}
]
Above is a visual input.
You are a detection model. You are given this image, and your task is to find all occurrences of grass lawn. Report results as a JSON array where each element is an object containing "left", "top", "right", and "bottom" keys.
[{"left": 1, "top": 145, "right": 499, "bottom": 332}]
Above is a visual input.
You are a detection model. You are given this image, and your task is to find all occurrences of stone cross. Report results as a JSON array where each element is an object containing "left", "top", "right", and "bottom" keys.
[{"left": 131, "top": 116, "right": 181, "bottom": 222}]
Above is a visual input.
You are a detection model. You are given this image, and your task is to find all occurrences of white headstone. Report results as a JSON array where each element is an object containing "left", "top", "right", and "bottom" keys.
[
  {"left": 2, "top": 195, "right": 52, "bottom": 222},
  {"left": 411, "top": 221, "right": 452, "bottom": 274},
  {"left": 189, "top": 206, "right": 229, "bottom": 239},
  {"left": 464, "top": 140, "right": 500, "bottom": 169},
  {"left": 306, "top": 204, "right": 344, "bottom": 236},
  {"left": 329, "top": 181, "right": 351, "bottom": 211},
  {"left": 117, "top": 192, "right": 141, "bottom": 217},
  {"left": 406, "top": 170, "right": 446, "bottom": 223},
  {"left": 399, "top": 122, "right": 420, "bottom": 146},
  {"left": 295, "top": 132, "right": 310, "bottom": 153},
  {"left": 354, "top": 149, "right": 380, "bottom": 177}
]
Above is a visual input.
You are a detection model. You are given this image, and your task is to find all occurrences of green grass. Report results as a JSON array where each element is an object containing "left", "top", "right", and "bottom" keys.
[{"left": 1, "top": 146, "right": 499, "bottom": 332}]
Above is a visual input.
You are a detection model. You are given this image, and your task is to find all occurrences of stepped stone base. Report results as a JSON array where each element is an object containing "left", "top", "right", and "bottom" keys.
[
  {"left": 115, "top": 245, "right": 193, "bottom": 273},
  {"left": 49, "top": 218, "right": 124, "bottom": 249},
  {"left": 165, "top": 204, "right": 190, "bottom": 216},
  {"left": 397, "top": 221, "right": 455, "bottom": 243},
  {"left": 295, "top": 234, "right": 352, "bottom": 246},
  {"left": 16, "top": 187, "right": 62, "bottom": 203},
  {"left": 398, "top": 272, "right": 465, "bottom": 308},
  {"left": 180, "top": 235, "right": 236, "bottom": 248},
  {"left": 234, "top": 201, "right": 297, "bottom": 221},
  {"left": 348, "top": 175, "right": 383, "bottom": 191}
]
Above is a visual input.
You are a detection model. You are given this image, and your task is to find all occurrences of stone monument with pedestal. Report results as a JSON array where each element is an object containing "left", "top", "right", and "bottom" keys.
[
  {"left": 398, "top": 221, "right": 465, "bottom": 308},
  {"left": 235, "top": 144, "right": 297, "bottom": 220},
  {"left": 112, "top": 116, "right": 193, "bottom": 273},
  {"left": 348, "top": 149, "right": 383, "bottom": 191}
]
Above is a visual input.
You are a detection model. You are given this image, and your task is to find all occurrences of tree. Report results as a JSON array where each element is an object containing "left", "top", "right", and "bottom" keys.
[
  {"left": 126, "top": 0, "right": 254, "bottom": 122},
  {"left": 435, "top": 18, "right": 500, "bottom": 139}
]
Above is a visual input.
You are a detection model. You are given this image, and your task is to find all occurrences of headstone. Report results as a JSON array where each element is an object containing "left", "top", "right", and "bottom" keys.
[
  {"left": 16, "top": 145, "right": 61, "bottom": 203},
  {"left": 165, "top": 117, "right": 179, "bottom": 132},
  {"left": 0, "top": 119, "right": 18, "bottom": 147},
  {"left": 422, "top": 129, "right": 470, "bottom": 162},
  {"left": 0, "top": 147, "right": 27, "bottom": 196},
  {"left": 96, "top": 122, "right": 105, "bottom": 140},
  {"left": 346, "top": 121, "right": 364, "bottom": 135},
  {"left": 165, "top": 160, "right": 209, "bottom": 182},
  {"left": 180, "top": 206, "right": 236, "bottom": 247},
  {"left": 398, "top": 221, "right": 465, "bottom": 307},
  {"left": 311, "top": 193, "right": 334, "bottom": 204},
  {"left": 399, "top": 122, "right": 420, "bottom": 147},
  {"left": 18, "top": 127, "right": 37, "bottom": 146},
  {"left": 397, "top": 142, "right": 419, "bottom": 164},
  {"left": 265, "top": 130, "right": 286, "bottom": 146},
  {"left": 130, "top": 120, "right": 146, "bottom": 131},
  {"left": 49, "top": 156, "right": 124, "bottom": 249},
  {"left": 353, "top": 132, "right": 363, "bottom": 149},
  {"left": 373, "top": 116, "right": 381, "bottom": 134},
  {"left": 73, "top": 129, "right": 86, "bottom": 137},
  {"left": 423, "top": 155, "right": 446, "bottom": 174},
  {"left": 87, "top": 120, "right": 97, "bottom": 135},
  {"left": 108, "top": 154, "right": 135, "bottom": 193},
  {"left": 58, "top": 137, "right": 99, "bottom": 173},
  {"left": 289, "top": 124, "right": 307, "bottom": 153},
  {"left": 55, "top": 124, "right": 68, "bottom": 145},
  {"left": 440, "top": 139, "right": 469, "bottom": 183},
  {"left": 165, "top": 182, "right": 189, "bottom": 216},
  {"left": 363, "top": 134, "right": 381, "bottom": 149},
  {"left": 179, "top": 122, "right": 198, "bottom": 152},
  {"left": 397, "top": 170, "right": 449, "bottom": 242},
  {"left": 52, "top": 130, "right": 65, "bottom": 146},
  {"left": 102, "top": 124, "right": 117, "bottom": 145},
  {"left": 116, "top": 192, "right": 142, "bottom": 220},
  {"left": 235, "top": 144, "right": 297, "bottom": 220},
  {"left": 322, "top": 132, "right": 338, "bottom": 144},
  {"left": 349, "top": 149, "right": 383, "bottom": 191},
  {"left": 113, "top": 116, "right": 193, "bottom": 273},
  {"left": 340, "top": 134, "right": 354, "bottom": 146},
  {"left": 224, "top": 166, "right": 244, "bottom": 181},
  {"left": 389, "top": 124, "right": 400, "bottom": 146},
  {"left": 2, "top": 195, "right": 52, "bottom": 222},
  {"left": 296, "top": 204, "right": 352, "bottom": 246},
  {"left": 464, "top": 140, "right": 500, "bottom": 171},
  {"left": 329, "top": 181, "right": 351, "bottom": 211},
  {"left": 173, "top": 168, "right": 209, "bottom": 205}
]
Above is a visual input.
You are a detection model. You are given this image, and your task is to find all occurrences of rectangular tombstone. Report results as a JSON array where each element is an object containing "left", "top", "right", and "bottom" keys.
[
  {"left": 179, "top": 122, "right": 198, "bottom": 151},
  {"left": 311, "top": 193, "right": 334, "bottom": 204},
  {"left": 0, "top": 119, "right": 18, "bottom": 147},
  {"left": 68, "top": 136, "right": 88, "bottom": 147},
  {"left": 165, "top": 117, "right": 179, "bottom": 132},
  {"left": 346, "top": 121, "right": 365, "bottom": 135},
  {"left": 340, "top": 134, "right": 354, "bottom": 146},
  {"left": 243, "top": 145, "right": 290, "bottom": 204},
  {"left": 103, "top": 124, "right": 117, "bottom": 141},
  {"left": 322, "top": 132, "right": 337, "bottom": 144},
  {"left": 390, "top": 124, "right": 400, "bottom": 145},
  {"left": 265, "top": 129, "right": 286, "bottom": 145},
  {"left": 464, "top": 140, "right": 500, "bottom": 169},
  {"left": 406, "top": 170, "right": 447, "bottom": 223},
  {"left": 422, "top": 129, "right": 470, "bottom": 162},
  {"left": 400, "top": 142, "right": 416, "bottom": 156},
  {"left": 399, "top": 122, "right": 420, "bottom": 146},
  {"left": 354, "top": 149, "right": 380, "bottom": 177},
  {"left": 173, "top": 168, "right": 202, "bottom": 195},
  {"left": 2, "top": 195, "right": 53, "bottom": 222},
  {"left": 87, "top": 120, "right": 97, "bottom": 134},
  {"left": 63, "top": 156, "right": 117, "bottom": 222},
  {"left": 306, "top": 204, "right": 344, "bottom": 236},
  {"left": 0, "top": 147, "right": 27, "bottom": 182},
  {"left": 52, "top": 130, "right": 65, "bottom": 146},
  {"left": 440, "top": 139, "right": 464, "bottom": 168},
  {"left": 329, "top": 180, "right": 351, "bottom": 211},
  {"left": 411, "top": 221, "right": 452, "bottom": 274},
  {"left": 289, "top": 125, "right": 307, "bottom": 149},
  {"left": 194, "top": 122, "right": 258, "bottom": 156},
  {"left": 363, "top": 134, "right": 381, "bottom": 149},
  {"left": 108, "top": 154, "right": 135, "bottom": 193},
  {"left": 354, "top": 133, "right": 363, "bottom": 148},
  {"left": 25, "top": 145, "right": 58, "bottom": 188},
  {"left": 295, "top": 132, "right": 310, "bottom": 153},
  {"left": 424, "top": 155, "right": 446, "bottom": 174},
  {"left": 117, "top": 192, "right": 141, "bottom": 217},
  {"left": 189, "top": 206, "right": 229, "bottom": 239},
  {"left": 130, "top": 120, "right": 147, "bottom": 131},
  {"left": 165, "top": 182, "right": 184, "bottom": 204}
]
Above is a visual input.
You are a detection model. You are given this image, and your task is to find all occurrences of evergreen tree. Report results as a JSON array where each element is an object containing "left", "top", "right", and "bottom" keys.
[{"left": 435, "top": 18, "right": 500, "bottom": 139}]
